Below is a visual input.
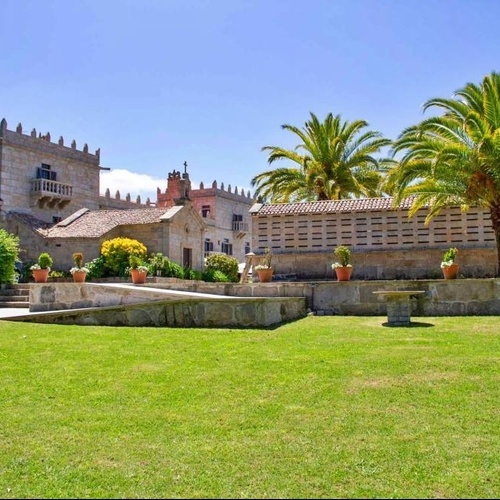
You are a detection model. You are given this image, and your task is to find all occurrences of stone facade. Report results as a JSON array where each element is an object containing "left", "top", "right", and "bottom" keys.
[
  {"left": 157, "top": 166, "right": 254, "bottom": 261},
  {"left": 0, "top": 119, "right": 256, "bottom": 272}
]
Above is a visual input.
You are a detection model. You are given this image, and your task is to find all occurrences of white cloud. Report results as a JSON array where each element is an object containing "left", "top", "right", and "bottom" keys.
[{"left": 100, "top": 169, "right": 163, "bottom": 203}]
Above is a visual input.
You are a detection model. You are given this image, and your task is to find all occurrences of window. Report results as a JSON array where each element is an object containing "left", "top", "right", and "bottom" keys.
[
  {"left": 245, "top": 241, "right": 251, "bottom": 254},
  {"left": 221, "top": 239, "right": 233, "bottom": 256},
  {"left": 36, "top": 163, "right": 57, "bottom": 181},
  {"left": 204, "top": 239, "right": 214, "bottom": 257},
  {"left": 202, "top": 205, "right": 211, "bottom": 218}
]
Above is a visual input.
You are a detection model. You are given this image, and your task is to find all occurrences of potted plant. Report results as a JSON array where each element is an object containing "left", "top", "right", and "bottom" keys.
[
  {"left": 254, "top": 246, "right": 273, "bottom": 282},
  {"left": 70, "top": 252, "right": 89, "bottom": 283},
  {"left": 30, "top": 252, "right": 53, "bottom": 283},
  {"left": 441, "top": 247, "right": 459, "bottom": 279},
  {"left": 129, "top": 254, "right": 149, "bottom": 284},
  {"left": 332, "top": 245, "right": 352, "bottom": 281}
]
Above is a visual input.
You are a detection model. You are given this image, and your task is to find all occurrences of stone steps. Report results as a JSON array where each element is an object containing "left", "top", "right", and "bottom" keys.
[{"left": 0, "top": 284, "right": 30, "bottom": 308}]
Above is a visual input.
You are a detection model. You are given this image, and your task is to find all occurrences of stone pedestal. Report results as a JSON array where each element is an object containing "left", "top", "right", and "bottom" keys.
[{"left": 373, "top": 290, "right": 426, "bottom": 326}]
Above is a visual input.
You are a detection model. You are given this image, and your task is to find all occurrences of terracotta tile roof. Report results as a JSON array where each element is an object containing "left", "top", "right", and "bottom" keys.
[
  {"left": 42, "top": 207, "right": 177, "bottom": 238},
  {"left": 10, "top": 212, "right": 54, "bottom": 233},
  {"left": 252, "top": 196, "right": 415, "bottom": 215}
]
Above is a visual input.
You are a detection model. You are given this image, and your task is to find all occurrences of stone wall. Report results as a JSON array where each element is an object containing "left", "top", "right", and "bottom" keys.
[
  {"left": 251, "top": 203, "right": 497, "bottom": 278},
  {"left": 142, "top": 277, "right": 500, "bottom": 316},
  {"left": 25, "top": 282, "right": 307, "bottom": 327}
]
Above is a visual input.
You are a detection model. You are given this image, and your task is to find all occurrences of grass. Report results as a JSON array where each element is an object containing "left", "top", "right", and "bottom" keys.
[{"left": 0, "top": 316, "right": 499, "bottom": 499}]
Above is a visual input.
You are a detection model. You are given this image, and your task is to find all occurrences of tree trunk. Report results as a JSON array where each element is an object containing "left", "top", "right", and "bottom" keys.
[{"left": 489, "top": 203, "right": 500, "bottom": 277}]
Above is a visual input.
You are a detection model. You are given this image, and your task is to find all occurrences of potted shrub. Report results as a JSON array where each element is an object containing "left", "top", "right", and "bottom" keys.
[
  {"left": 332, "top": 245, "right": 352, "bottom": 281},
  {"left": 129, "top": 254, "right": 149, "bottom": 284},
  {"left": 70, "top": 252, "right": 89, "bottom": 283},
  {"left": 254, "top": 246, "right": 273, "bottom": 282},
  {"left": 441, "top": 247, "right": 459, "bottom": 279},
  {"left": 30, "top": 252, "right": 53, "bottom": 283}
]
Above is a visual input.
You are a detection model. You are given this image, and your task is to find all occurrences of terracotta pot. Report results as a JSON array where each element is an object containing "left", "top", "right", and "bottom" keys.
[
  {"left": 334, "top": 266, "right": 352, "bottom": 281},
  {"left": 257, "top": 268, "right": 273, "bottom": 283},
  {"left": 32, "top": 268, "right": 50, "bottom": 283},
  {"left": 72, "top": 270, "right": 87, "bottom": 283},
  {"left": 442, "top": 263, "right": 459, "bottom": 279},
  {"left": 130, "top": 269, "right": 147, "bottom": 284}
]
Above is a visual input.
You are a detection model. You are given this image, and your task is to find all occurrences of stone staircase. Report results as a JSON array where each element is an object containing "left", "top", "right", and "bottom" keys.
[{"left": 0, "top": 284, "right": 30, "bottom": 309}]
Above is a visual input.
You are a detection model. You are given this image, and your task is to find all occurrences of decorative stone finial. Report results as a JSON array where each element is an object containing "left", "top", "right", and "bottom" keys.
[
  {"left": 71, "top": 140, "right": 76, "bottom": 149},
  {"left": 83, "top": 143, "right": 88, "bottom": 153},
  {"left": 58, "top": 136, "right": 64, "bottom": 146},
  {"left": 1, "top": 118, "right": 7, "bottom": 130},
  {"left": 16, "top": 123, "right": 22, "bottom": 133}
]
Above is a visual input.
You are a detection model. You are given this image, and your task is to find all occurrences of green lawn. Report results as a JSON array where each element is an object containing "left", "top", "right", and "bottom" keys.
[{"left": 0, "top": 316, "right": 498, "bottom": 499}]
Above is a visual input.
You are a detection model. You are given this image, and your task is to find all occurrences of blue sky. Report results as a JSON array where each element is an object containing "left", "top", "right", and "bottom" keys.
[{"left": 3, "top": 0, "right": 500, "bottom": 203}]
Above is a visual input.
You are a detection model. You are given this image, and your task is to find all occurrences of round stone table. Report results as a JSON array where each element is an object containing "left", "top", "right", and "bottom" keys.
[{"left": 373, "top": 290, "right": 426, "bottom": 326}]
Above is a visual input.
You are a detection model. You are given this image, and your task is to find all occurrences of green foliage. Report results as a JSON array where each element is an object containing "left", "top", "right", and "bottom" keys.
[
  {"left": 387, "top": 71, "right": 500, "bottom": 276},
  {"left": 0, "top": 229, "right": 20, "bottom": 284},
  {"left": 100, "top": 237, "right": 147, "bottom": 277},
  {"left": 85, "top": 256, "right": 108, "bottom": 279},
  {"left": 201, "top": 268, "right": 230, "bottom": 282},
  {"left": 333, "top": 245, "right": 351, "bottom": 267},
  {"left": 442, "top": 247, "right": 458, "bottom": 263},
  {"left": 251, "top": 112, "right": 392, "bottom": 202},
  {"left": 147, "top": 252, "right": 167, "bottom": 275},
  {"left": 183, "top": 267, "right": 202, "bottom": 281},
  {"left": 128, "top": 254, "right": 147, "bottom": 270},
  {"left": 164, "top": 260, "right": 185, "bottom": 279},
  {"left": 204, "top": 253, "right": 239, "bottom": 282},
  {"left": 37, "top": 252, "right": 53, "bottom": 269}
]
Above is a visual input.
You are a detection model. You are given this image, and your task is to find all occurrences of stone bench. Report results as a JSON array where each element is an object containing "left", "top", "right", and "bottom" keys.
[{"left": 373, "top": 290, "right": 426, "bottom": 326}]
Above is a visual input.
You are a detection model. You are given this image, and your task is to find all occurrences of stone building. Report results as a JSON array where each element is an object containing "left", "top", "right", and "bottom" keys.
[
  {"left": 156, "top": 162, "right": 254, "bottom": 260},
  {"left": 0, "top": 118, "right": 254, "bottom": 272}
]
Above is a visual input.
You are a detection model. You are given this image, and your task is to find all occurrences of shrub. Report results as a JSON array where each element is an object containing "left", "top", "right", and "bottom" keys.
[
  {"left": 204, "top": 253, "right": 239, "bottom": 282},
  {"left": 0, "top": 229, "right": 20, "bottom": 284},
  {"left": 100, "top": 237, "right": 147, "bottom": 277},
  {"left": 202, "top": 268, "right": 230, "bottom": 282},
  {"left": 164, "top": 260, "right": 184, "bottom": 279},
  {"left": 85, "top": 256, "right": 108, "bottom": 280},
  {"left": 333, "top": 245, "right": 351, "bottom": 268}
]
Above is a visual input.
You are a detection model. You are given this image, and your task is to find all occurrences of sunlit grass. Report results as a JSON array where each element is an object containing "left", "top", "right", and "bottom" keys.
[{"left": 0, "top": 316, "right": 499, "bottom": 498}]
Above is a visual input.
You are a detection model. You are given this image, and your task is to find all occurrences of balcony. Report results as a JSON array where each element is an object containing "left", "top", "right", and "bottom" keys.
[
  {"left": 232, "top": 220, "right": 249, "bottom": 238},
  {"left": 30, "top": 178, "right": 73, "bottom": 209}
]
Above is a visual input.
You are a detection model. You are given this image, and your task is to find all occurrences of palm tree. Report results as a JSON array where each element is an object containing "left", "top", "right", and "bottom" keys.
[
  {"left": 386, "top": 71, "right": 500, "bottom": 276},
  {"left": 251, "top": 112, "right": 392, "bottom": 203}
]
